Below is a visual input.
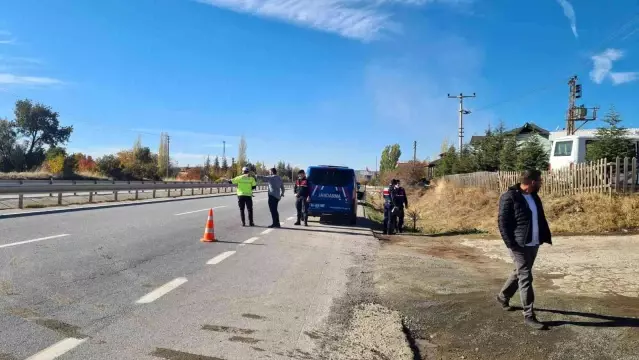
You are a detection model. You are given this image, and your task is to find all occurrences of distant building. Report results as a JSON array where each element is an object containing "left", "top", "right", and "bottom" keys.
[
  {"left": 356, "top": 169, "right": 378, "bottom": 182},
  {"left": 470, "top": 122, "right": 552, "bottom": 153}
]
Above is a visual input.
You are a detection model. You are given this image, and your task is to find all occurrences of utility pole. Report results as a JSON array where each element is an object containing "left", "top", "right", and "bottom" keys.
[
  {"left": 447, "top": 93, "right": 476, "bottom": 152},
  {"left": 413, "top": 141, "right": 417, "bottom": 162},
  {"left": 566, "top": 75, "right": 598, "bottom": 135},
  {"left": 222, "top": 140, "right": 226, "bottom": 160}
]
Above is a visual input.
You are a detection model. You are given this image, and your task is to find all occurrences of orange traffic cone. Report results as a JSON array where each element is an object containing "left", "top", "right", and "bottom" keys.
[{"left": 200, "top": 209, "right": 216, "bottom": 242}]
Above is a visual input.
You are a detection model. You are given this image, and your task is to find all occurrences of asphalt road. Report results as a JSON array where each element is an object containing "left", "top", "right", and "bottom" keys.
[{"left": 0, "top": 193, "right": 375, "bottom": 360}]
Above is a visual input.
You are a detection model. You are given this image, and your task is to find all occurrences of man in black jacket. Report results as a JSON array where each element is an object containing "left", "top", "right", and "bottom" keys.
[{"left": 496, "top": 169, "right": 552, "bottom": 330}]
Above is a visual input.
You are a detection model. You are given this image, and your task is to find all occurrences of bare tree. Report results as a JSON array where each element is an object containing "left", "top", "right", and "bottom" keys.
[{"left": 237, "top": 135, "right": 247, "bottom": 172}]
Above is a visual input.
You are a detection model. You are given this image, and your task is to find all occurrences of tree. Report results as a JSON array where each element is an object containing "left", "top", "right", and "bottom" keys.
[
  {"left": 453, "top": 146, "right": 478, "bottom": 174},
  {"left": 203, "top": 155, "right": 212, "bottom": 180},
  {"left": 97, "top": 155, "right": 123, "bottom": 179},
  {"left": 221, "top": 157, "right": 228, "bottom": 171},
  {"left": 434, "top": 146, "right": 457, "bottom": 177},
  {"left": 474, "top": 122, "right": 507, "bottom": 171},
  {"left": 213, "top": 156, "right": 221, "bottom": 175},
  {"left": 158, "top": 133, "right": 169, "bottom": 178},
  {"left": 585, "top": 106, "right": 635, "bottom": 162},
  {"left": 0, "top": 119, "right": 18, "bottom": 171},
  {"left": 499, "top": 135, "right": 518, "bottom": 171},
  {"left": 276, "top": 161, "right": 287, "bottom": 176},
  {"left": 516, "top": 133, "right": 549, "bottom": 171},
  {"left": 13, "top": 99, "right": 72, "bottom": 169},
  {"left": 237, "top": 135, "right": 247, "bottom": 173},
  {"left": 380, "top": 144, "right": 401, "bottom": 173}
]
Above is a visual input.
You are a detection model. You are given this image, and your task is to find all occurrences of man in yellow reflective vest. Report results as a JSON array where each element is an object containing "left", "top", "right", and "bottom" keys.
[{"left": 230, "top": 167, "right": 257, "bottom": 226}]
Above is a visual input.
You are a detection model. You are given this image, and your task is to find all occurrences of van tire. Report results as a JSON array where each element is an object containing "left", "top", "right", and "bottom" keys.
[{"left": 349, "top": 206, "right": 357, "bottom": 225}]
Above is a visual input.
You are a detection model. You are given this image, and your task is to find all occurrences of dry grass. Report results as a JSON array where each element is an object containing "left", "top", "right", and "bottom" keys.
[
  {"left": 0, "top": 171, "right": 107, "bottom": 180},
  {"left": 0, "top": 171, "right": 52, "bottom": 180},
  {"left": 368, "top": 182, "right": 639, "bottom": 235}
]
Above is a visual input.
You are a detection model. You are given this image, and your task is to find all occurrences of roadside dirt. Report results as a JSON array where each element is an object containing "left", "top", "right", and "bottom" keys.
[{"left": 373, "top": 233, "right": 639, "bottom": 360}]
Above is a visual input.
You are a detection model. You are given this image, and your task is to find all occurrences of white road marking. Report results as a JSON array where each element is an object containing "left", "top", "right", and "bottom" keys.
[
  {"left": 174, "top": 206, "right": 226, "bottom": 216},
  {"left": 280, "top": 222, "right": 285, "bottom": 225},
  {"left": 239, "top": 237, "right": 259, "bottom": 247},
  {"left": 287, "top": 216, "right": 295, "bottom": 220},
  {"left": 25, "top": 337, "right": 87, "bottom": 360},
  {"left": 261, "top": 229, "right": 273, "bottom": 235},
  {"left": 207, "top": 251, "right": 236, "bottom": 265},
  {"left": 0, "top": 234, "right": 70, "bottom": 250},
  {"left": 135, "top": 277, "right": 188, "bottom": 304}
]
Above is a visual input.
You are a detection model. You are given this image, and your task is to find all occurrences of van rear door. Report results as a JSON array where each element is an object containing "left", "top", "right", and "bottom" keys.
[{"left": 308, "top": 167, "right": 355, "bottom": 214}]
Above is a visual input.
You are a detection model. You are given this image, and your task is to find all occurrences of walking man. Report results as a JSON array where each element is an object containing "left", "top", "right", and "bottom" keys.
[
  {"left": 294, "top": 169, "right": 310, "bottom": 226},
  {"left": 496, "top": 169, "right": 552, "bottom": 330},
  {"left": 383, "top": 179, "right": 397, "bottom": 235},
  {"left": 257, "top": 168, "right": 285, "bottom": 228},
  {"left": 230, "top": 167, "right": 257, "bottom": 226},
  {"left": 393, "top": 179, "right": 408, "bottom": 233}
]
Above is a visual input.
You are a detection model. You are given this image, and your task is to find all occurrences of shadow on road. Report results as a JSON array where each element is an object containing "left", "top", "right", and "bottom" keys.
[{"left": 511, "top": 307, "right": 639, "bottom": 328}]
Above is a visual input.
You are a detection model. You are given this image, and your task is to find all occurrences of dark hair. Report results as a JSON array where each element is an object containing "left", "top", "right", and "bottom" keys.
[
  {"left": 298, "top": 169, "right": 305, "bottom": 174},
  {"left": 521, "top": 169, "right": 542, "bottom": 184},
  {"left": 271, "top": 168, "right": 277, "bottom": 175}
]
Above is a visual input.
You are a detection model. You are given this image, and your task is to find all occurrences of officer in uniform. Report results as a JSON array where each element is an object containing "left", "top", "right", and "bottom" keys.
[
  {"left": 393, "top": 179, "right": 409, "bottom": 233},
  {"left": 294, "top": 169, "right": 310, "bottom": 226},
  {"left": 230, "top": 167, "right": 257, "bottom": 226},
  {"left": 383, "top": 179, "right": 398, "bottom": 235}
]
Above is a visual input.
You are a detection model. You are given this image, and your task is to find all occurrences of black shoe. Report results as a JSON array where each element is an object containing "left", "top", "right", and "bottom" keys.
[
  {"left": 304, "top": 221, "right": 308, "bottom": 226},
  {"left": 249, "top": 223, "right": 255, "bottom": 227},
  {"left": 496, "top": 295, "right": 512, "bottom": 311},
  {"left": 524, "top": 316, "right": 547, "bottom": 330},
  {"left": 294, "top": 221, "right": 301, "bottom": 226}
]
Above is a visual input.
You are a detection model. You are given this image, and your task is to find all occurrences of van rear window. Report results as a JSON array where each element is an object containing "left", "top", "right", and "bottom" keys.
[
  {"left": 554, "top": 141, "right": 573, "bottom": 156},
  {"left": 309, "top": 168, "right": 354, "bottom": 187}
]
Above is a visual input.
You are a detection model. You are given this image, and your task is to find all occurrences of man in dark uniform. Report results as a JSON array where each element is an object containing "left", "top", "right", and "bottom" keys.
[
  {"left": 393, "top": 180, "right": 409, "bottom": 233},
  {"left": 294, "top": 169, "right": 310, "bottom": 226},
  {"left": 383, "top": 179, "right": 397, "bottom": 235}
]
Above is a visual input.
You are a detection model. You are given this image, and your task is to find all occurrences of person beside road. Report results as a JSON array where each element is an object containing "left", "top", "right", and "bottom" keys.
[
  {"left": 383, "top": 179, "right": 397, "bottom": 235},
  {"left": 294, "top": 169, "right": 310, "bottom": 226},
  {"left": 392, "top": 179, "right": 408, "bottom": 233},
  {"left": 256, "top": 168, "right": 286, "bottom": 228},
  {"left": 229, "top": 167, "right": 257, "bottom": 227},
  {"left": 496, "top": 169, "right": 552, "bottom": 330}
]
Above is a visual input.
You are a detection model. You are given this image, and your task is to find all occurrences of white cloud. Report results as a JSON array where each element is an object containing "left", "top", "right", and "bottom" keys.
[
  {"left": 590, "top": 48, "right": 639, "bottom": 85},
  {"left": 610, "top": 71, "right": 639, "bottom": 85},
  {"left": 556, "top": 0, "right": 578, "bottom": 38},
  {"left": 0, "top": 73, "right": 63, "bottom": 85},
  {"left": 195, "top": 0, "right": 468, "bottom": 41},
  {"left": 0, "top": 30, "right": 16, "bottom": 44}
]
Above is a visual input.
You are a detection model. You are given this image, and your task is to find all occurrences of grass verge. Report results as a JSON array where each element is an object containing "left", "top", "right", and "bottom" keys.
[{"left": 367, "top": 183, "right": 639, "bottom": 235}]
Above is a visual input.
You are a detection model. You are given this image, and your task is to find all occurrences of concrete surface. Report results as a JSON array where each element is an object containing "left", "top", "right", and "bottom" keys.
[
  {"left": 0, "top": 193, "right": 413, "bottom": 359},
  {"left": 373, "top": 233, "right": 639, "bottom": 360}
]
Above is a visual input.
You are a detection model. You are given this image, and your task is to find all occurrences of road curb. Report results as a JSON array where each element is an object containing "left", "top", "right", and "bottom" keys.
[{"left": 0, "top": 191, "right": 266, "bottom": 219}]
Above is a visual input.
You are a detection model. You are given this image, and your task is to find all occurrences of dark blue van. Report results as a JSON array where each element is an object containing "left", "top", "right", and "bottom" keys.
[{"left": 306, "top": 165, "right": 358, "bottom": 224}]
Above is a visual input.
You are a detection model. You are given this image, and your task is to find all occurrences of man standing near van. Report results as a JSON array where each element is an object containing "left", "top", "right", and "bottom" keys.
[
  {"left": 393, "top": 180, "right": 408, "bottom": 233},
  {"left": 230, "top": 167, "right": 257, "bottom": 227},
  {"left": 497, "top": 169, "right": 552, "bottom": 330},
  {"left": 294, "top": 169, "right": 310, "bottom": 226},
  {"left": 256, "top": 168, "right": 285, "bottom": 228}
]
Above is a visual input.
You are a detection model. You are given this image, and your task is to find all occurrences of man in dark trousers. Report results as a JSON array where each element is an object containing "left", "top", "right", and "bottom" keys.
[
  {"left": 497, "top": 169, "right": 552, "bottom": 330},
  {"left": 230, "top": 167, "right": 257, "bottom": 226},
  {"left": 294, "top": 169, "right": 310, "bottom": 226},
  {"left": 256, "top": 168, "right": 285, "bottom": 228},
  {"left": 393, "top": 179, "right": 408, "bottom": 233}
]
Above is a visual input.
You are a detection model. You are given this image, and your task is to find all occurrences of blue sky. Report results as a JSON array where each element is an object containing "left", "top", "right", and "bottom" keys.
[{"left": 1, "top": 0, "right": 639, "bottom": 170}]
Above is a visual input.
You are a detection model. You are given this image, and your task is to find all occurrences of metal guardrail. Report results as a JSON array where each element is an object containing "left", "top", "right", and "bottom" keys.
[{"left": 0, "top": 180, "right": 294, "bottom": 209}]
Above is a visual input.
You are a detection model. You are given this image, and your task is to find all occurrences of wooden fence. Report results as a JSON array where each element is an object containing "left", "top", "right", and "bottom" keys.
[{"left": 438, "top": 157, "right": 639, "bottom": 196}]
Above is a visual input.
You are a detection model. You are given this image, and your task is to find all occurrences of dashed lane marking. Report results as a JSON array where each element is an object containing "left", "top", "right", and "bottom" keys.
[
  {"left": 239, "top": 237, "right": 259, "bottom": 247},
  {"left": 261, "top": 229, "right": 273, "bottom": 235},
  {"left": 0, "top": 234, "right": 70, "bottom": 250},
  {"left": 174, "top": 206, "right": 227, "bottom": 216},
  {"left": 206, "top": 251, "right": 236, "bottom": 265},
  {"left": 135, "top": 278, "right": 188, "bottom": 304},
  {"left": 25, "top": 337, "right": 87, "bottom": 360}
]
